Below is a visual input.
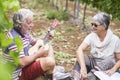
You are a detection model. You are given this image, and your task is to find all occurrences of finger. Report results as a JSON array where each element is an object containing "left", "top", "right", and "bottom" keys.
[
  {"left": 105, "top": 71, "right": 111, "bottom": 76},
  {"left": 48, "top": 31, "right": 54, "bottom": 37},
  {"left": 81, "top": 76, "right": 83, "bottom": 80},
  {"left": 81, "top": 74, "right": 85, "bottom": 80}
]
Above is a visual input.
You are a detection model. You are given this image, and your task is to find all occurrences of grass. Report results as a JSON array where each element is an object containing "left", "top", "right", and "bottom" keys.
[{"left": 55, "top": 51, "right": 76, "bottom": 64}]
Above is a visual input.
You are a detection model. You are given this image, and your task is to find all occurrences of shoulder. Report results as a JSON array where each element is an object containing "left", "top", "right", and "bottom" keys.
[
  {"left": 6, "top": 29, "right": 14, "bottom": 38},
  {"left": 83, "top": 32, "right": 96, "bottom": 45},
  {"left": 85, "top": 32, "right": 96, "bottom": 39},
  {"left": 112, "top": 34, "right": 119, "bottom": 41},
  {"left": 108, "top": 29, "right": 119, "bottom": 41}
]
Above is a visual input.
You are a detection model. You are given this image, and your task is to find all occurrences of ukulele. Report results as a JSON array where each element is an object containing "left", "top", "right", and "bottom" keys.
[{"left": 28, "top": 19, "right": 59, "bottom": 55}]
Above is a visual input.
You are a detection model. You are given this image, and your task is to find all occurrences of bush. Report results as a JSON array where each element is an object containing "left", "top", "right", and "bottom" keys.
[
  {"left": 47, "top": 10, "right": 58, "bottom": 20},
  {"left": 46, "top": 9, "right": 70, "bottom": 21}
]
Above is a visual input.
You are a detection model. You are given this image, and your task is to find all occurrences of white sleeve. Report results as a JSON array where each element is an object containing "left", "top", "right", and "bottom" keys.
[{"left": 83, "top": 33, "right": 92, "bottom": 45}]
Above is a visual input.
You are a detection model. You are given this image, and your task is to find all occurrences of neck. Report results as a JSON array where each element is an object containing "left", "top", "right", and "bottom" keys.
[
  {"left": 98, "top": 30, "right": 107, "bottom": 42},
  {"left": 14, "top": 27, "right": 25, "bottom": 37}
]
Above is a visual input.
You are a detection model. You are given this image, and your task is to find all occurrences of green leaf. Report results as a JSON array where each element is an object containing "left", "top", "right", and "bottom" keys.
[
  {"left": 9, "top": 0, "right": 20, "bottom": 11},
  {"left": 14, "top": 36, "right": 23, "bottom": 52},
  {"left": 81, "top": 0, "right": 120, "bottom": 20},
  {"left": 2, "top": 0, "right": 20, "bottom": 11},
  {"left": 0, "top": 0, "right": 20, "bottom": 80},
  {"left": 9, "top": 51, "right": 20, "bottom": 66},
  {"left": 4, "top": 62, "right": 15, "bottom": 73},
  {"left": 0, "top": 33, "right": 12, "bottom": 47},
  {"left": 0, "top": 62, "right": 12, "bottom": 80}
]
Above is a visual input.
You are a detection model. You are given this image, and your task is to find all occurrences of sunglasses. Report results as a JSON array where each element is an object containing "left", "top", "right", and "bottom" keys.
[{"left": 91, "top": 23, "right": 102, "bottom": 27}]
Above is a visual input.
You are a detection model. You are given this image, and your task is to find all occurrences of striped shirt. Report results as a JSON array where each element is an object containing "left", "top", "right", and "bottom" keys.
[{"left": 3, "top": 28, "right": 35, "bottom": 80}]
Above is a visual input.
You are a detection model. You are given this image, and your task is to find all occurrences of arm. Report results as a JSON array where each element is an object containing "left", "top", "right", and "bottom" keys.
[
  {"left": 105, "top": 52, "right": 120, "bottom": 75},
  {"left": 114, "top": 53, "right": 120, "bottom": 71},
  {"left": 30, "top": 40, "right": 36, "bottom": 46},
  {"left": 76, "top": 42, "right": 89, "bottom": 79},
  {"left": 19, "top": 48, "right": 49, "bottom": 68}
]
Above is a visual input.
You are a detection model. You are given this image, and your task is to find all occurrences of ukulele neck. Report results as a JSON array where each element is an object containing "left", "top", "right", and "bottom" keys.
[{"left": 43, "top": 26, "right": 54, "bottom": 45}]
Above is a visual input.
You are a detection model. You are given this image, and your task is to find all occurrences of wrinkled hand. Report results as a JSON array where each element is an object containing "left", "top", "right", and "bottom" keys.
[
  {"left": 80, "top": 68, "right": 87, "bottom": 80},
  {"left": 48, "top": 29, "right": 54, "bottom": 40},
  {"left": 105, "top": 68, "right": 116, "bottom": 75},
  {"left": 37, "top": 47, "right": 49, "bottom": 57}
]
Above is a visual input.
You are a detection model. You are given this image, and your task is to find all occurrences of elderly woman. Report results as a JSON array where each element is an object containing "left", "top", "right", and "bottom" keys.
[
  {"left": 4, "top": 8, "right": 55, "bottom": 80},
  {"left": 73, "top": 12, "right": 120, "bottom": 80}
]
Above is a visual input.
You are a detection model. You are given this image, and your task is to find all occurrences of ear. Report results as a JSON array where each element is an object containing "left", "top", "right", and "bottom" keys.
[
  {"left": 104, "top": 25, "right": 108, "bottom": 30},
  {"left": 18, "top": 23, "right": 22, "bottom": 28}
]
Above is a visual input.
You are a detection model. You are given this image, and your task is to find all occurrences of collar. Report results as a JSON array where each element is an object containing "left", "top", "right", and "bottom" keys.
[{"left": 13, "top": 27, "right": 25, "bottom": 38}]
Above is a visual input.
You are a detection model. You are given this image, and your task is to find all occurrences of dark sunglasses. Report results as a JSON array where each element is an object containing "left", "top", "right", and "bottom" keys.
[{"left": 91, "top": 23, "right": 102, "bottom": 27}]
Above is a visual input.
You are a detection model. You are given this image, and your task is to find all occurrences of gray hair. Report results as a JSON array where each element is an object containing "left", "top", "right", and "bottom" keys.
[
  {"left": 13, "top": 8, "right": 34, "bottom": 28},
  {"left": 92, "top": 12, "right": 110, "bottom": 30}
]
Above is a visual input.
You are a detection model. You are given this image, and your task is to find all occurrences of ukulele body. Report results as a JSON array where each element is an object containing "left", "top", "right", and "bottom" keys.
[{"left": 29, "top": 39, "right": 44, "bottom": 55}]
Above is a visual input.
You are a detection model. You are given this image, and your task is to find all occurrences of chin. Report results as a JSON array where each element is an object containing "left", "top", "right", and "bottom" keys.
[
  {"left": 23, "top": 31, "right": 28, "bottom": 34},
  {"left": 93, "top": 30, "right": 96, "bottom": 32},
  {"left": 92, "top": 29, "right": 96, "bottom": 32}
]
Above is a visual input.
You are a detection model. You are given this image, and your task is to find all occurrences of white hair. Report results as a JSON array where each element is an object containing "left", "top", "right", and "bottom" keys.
[
  {"left": 92, "top": 12, "right": 110, "bottom": 30},
  {"left": 13, "top": 8, "right": 34, "bottom": 28},
  {"left": 18, "top": 8, "right": 34, "bottom": 23}
]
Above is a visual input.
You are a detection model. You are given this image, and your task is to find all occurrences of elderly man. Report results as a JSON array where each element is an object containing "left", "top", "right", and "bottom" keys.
[
  {"left": 4, "top": 8, "right": 55, "bottom": 80},
  {"left": 73, "top": 12, "right": 120, "bottom": 80}
]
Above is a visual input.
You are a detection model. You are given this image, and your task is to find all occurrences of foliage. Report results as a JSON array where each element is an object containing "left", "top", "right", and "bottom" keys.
[
  {"left": 81, "top": 0, "right": 120, "bottom": 20},
  {"left": 58, "top": 10, "right": 70, "bottom": 21},
  {"left": 0, "top": 33, "right": 12, "bottom": 47},
  {"left": 28, "top": 0, "right": 50, "bottom": 9},
  {"left": 26, "top": 0, "right": 71, "bottom": 21},
  {"left": 46, "top": 10, "right": 58, "bottom": 20},
  {"left": 0, "top": 61, "right": 13, "bottom": 80},
  {"left": 0, "top": 0, "right": 20, "bottom": 32},
  {"left": 69, "top": 0, "right": 75, "bottom": 1},
  {"left": 47, "top": 9, "right": 70, "bottom": 21},
  {"left": 0, "top": 0, "right": 20, "bottom": 80},
  {"left": 65, "top": 26, "right": 74, "bottom": 32},
  {"left": 9, "top": 36, "right": 23, "bottom": 66}
]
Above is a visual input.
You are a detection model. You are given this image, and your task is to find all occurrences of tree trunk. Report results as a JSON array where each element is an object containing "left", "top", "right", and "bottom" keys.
[
  {"left": 48, "top": 0, "right": 50, "bottom": 2},
  {"left": 65, "top": 0, "right": 68, "bottom": 11},
  {"left": 76, "top": 0, "right": 80, "bottom": 18},
  {"left": 55, "top": 0, "right": 59, "bottom": 10},
  {"left": 51, "top": 0, "right": 54, "bottom": 7},
  {"left": 73, "top": 0, "right": 77, "bottom": 19},
  {"left": 82, "top": 3, "right": 87, "bottom": 30}
]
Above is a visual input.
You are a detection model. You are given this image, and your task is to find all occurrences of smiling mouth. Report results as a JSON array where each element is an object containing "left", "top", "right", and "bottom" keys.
[{"left": 92, "top": 28, "right": 97, "bottom": 31}]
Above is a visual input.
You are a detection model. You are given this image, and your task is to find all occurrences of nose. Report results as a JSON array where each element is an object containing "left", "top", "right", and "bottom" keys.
[
  {"left": 30, "top": 23, "right": 34, "bottom": 27},
  {"left": 29, "top": 23, "right": 34, "bottom": 29},
  {"left": 92, "top": 25, "right": 96, "bottom": 28}
]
